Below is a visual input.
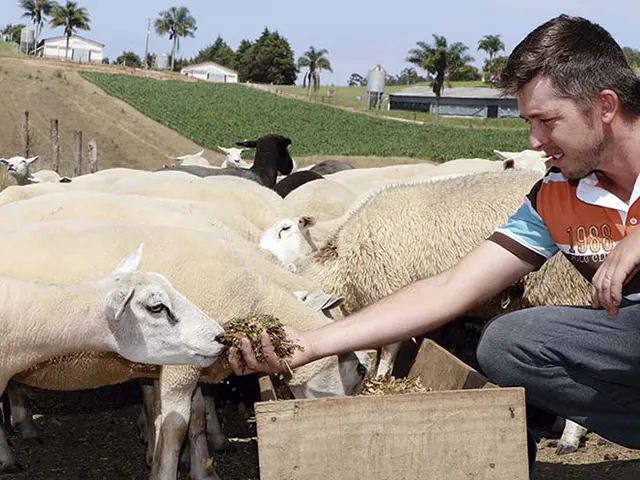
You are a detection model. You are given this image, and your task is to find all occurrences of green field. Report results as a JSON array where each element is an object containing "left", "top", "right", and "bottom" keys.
[{"left": 81, "top": 71, "right": 529, "bottom": 162}]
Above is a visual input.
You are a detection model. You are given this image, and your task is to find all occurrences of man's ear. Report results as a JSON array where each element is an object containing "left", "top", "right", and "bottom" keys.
[{"left": 599, "top": 89, "right": 620, "bottom": 124}]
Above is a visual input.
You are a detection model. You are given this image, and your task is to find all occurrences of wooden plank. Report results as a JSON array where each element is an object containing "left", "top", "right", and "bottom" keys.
[
  {"left": 256, "top": 387, "right": 528, "bottom": 480},
  {"left": 259, "top": 375, "right": 278, "bottom": 402},
  {"left": 408, "top": 339, "right": 497, "bottom": 391}
]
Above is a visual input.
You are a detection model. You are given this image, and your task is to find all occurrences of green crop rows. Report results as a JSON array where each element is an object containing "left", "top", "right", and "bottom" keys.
[{"left": 81, "top": 71, "right": 530, "bottom": 162}]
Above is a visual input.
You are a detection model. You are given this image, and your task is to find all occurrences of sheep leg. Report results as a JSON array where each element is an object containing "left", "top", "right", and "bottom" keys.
[
  {"left": 204, "top": 393, "right": 234, "bottom": 452},
  {"left": 188, "top": 387, "right": 221, "bottom": 480},
  {"left": 148, "top": 365, "right": 201, "bottom": 480},
  {"left": 375, "top": 342, "right": 402, "bottom": 377},
  {"left": 138, "top": 383, "right": 156, "bottom": 467},
  {"left": 0, "top": 380, "right": 22, "bottom": 473},
  {"left": 7, "top": 384, "right": 40, "bottom": 443},
  {"left": 556, "top": 418, "right": 588, "bottom": 455}
]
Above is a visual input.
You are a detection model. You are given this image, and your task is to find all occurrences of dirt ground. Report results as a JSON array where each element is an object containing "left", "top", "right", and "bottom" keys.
[{"left": 2, "top": 378, "right": 640, "bottom": 480}]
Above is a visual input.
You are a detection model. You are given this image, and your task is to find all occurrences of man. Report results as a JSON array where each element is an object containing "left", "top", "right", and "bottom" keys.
[{"left": 229, "top": 14, "right": 640, "bottom": 455}]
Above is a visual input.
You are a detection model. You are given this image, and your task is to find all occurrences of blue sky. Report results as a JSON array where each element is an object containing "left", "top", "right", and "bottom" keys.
[{"left": 1, "top": 0, "right": 639, "bottom": 85}]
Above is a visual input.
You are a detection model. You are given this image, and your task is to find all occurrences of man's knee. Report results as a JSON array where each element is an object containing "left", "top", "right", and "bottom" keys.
[{"left": 476, "top": 309, "right": 538, "bottom": 384}]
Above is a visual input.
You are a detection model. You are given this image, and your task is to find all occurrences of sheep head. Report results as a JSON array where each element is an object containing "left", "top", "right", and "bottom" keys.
[
  {"left": 494, "top": 149, "right": 551, "bottom": 174},
  {"left": 259, "top": 216, "right": 317, "bottom": 272},
  {"left": 0, "top": 155, "right": 40, "bottom": 183},
  {"left": 217, "top": 146, "right": 249, "bottom": 168},
  {"left": 237, "top": 133, "right": 294, "bottom": 175},
  {"left": 103, "top": 243, "right": 227, "bottom": 367}
]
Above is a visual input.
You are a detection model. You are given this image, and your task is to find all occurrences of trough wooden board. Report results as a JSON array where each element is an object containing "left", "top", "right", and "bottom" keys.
[
  {"left": 256, "top": 386, "right": 528, "bottom": 480},
  {"left": 255, "top": 340, "right": 528, "bottom": 480},
  {"left": 408, "top": 338, "right": 497, "bottom": 391}
]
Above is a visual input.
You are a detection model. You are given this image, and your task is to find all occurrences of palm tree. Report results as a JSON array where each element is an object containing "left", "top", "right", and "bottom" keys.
[
  {"left": 48, "top": 1, "right": 90, "bottom": 60},
  {"left": 406, "top": 35, "right": 473, "bottom": 120},
  {"left": 477, "top": 34, "right": 505, "bottom": 61},
  {"left": 154, "top": 6, "right": 197, "bottom": 71},
  {"left": 297, "top": 46, "right": 332, "bottom": 95},
  {"left": 19, "top": 0, "right": 58, "bottom": 48}
]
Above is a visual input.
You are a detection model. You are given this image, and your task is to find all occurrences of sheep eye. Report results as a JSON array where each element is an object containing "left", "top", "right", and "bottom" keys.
[
  {"left": 281, "top": 225, "right": 291, "bottom": 231},
  {"left": 147, "top": 303, "right": 165, "bottom": 314}
]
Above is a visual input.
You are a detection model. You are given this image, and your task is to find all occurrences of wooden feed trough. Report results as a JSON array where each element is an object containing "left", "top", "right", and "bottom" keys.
[{"left": 254, "top": 339, "right": 529, "bottom": 480}]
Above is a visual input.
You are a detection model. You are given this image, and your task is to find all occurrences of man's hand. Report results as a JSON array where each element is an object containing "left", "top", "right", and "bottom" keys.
[
  {"left": 227, "top": 326, "right": 313, "bottom": 376},
  {"left": 592, "top": 229, "right": 640, "bottom": 315}
]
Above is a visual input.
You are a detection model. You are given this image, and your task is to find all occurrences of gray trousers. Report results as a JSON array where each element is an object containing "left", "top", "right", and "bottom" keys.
[{"left": 477, "top": 302, "right": 640, "bottom": 449}]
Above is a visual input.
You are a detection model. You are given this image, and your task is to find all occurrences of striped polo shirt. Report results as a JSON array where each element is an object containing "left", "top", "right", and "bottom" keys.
[{"left": 488, "top": 167, "right": 640, "bottom": 300}]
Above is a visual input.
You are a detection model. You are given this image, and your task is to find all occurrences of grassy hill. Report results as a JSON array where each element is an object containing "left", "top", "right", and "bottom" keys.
[
  {"left": 81, "top": 71, "right": 529, "bottom": 162},
  {"left": 0, "top": 57, "right": 228, "bottom": 177}
]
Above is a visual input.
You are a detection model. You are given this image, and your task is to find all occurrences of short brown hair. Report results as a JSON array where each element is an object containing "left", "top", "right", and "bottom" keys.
[{"left": 499, "top": 15, "right": 640, "bottom": 116}]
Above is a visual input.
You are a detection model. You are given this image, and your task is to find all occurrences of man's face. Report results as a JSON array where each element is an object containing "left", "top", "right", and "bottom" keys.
[{"left": 517, "top": 74, "right": 606, "bottom": 179}]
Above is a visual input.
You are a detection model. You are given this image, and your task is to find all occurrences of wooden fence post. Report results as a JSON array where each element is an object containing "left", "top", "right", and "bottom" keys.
[
  {"left": 73, "top": 131, "right": 83, "bottom": 176},
  {"left": 21, "top": 111, "right": 29, "bottom": 158},
  {"left": 87, "top": 137, "right": 98, "bottom": 173},
  {"left": 50, "top": 119, "right": 60, "bottom": 173}
]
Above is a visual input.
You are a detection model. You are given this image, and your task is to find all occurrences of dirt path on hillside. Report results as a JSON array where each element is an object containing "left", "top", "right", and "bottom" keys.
[{"left": 0, "top": 57, "right": 226, "bottom": 175}]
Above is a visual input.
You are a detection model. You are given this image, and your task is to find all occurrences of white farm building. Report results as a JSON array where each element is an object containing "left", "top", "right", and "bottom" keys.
[
  {"left": 180, "top": 62, "right": 238, "bottom": 83},
  {"left": 37, "top": 35, "right": 104, "bottom": 63}
]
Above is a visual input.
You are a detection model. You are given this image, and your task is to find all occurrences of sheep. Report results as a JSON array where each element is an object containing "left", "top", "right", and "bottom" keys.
[
  {"left": 265, "top": 170, "right": 592, "bottom": 456},
  {"left": 283, "top": 177, "right": 358, "bottom": 221},
  {"left": 0, "top": 190, "right": 263, "bottom": 244},
  {"left": 308, "top": 159, "right": 354, "bottom": 175},
  {"left": 0, "top": 242, "right": 227, "bottom": 472},
  {"left": 274, "top": 170, "right": 324, "bottom": 198},
  {"left": 0, "top": 156, "right": 71, "bottom": 185},
  {"left": 0, "top": 220, "right": 370, "bottom": 478},
  {"left": 259, "top": 216, "right": 319, "bottom": 273},
  {"left": 0, "top": 182, "right": 70, "bottom": 207},
  {"left": 108, "top": 173, "right": 288, "bottom": 231},
  {"left": 158, "top": 134, "right": 294, "bottom": 189},
  {"left": 216, "top": 146, "right": 251, "bottom": 168},
  {"left": 494, "top": 149, "right": 551, "bottom": 173},
  {"left": 174, "top": 150, "right": 213, "bottom": 167}
]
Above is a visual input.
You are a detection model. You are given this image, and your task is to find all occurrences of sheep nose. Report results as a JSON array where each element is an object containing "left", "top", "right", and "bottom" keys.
[{"left": 214, "top": 333, "right": 226, "bottom": 344}]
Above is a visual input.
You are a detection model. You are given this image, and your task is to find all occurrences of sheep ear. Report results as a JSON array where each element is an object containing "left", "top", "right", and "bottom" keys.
[
  {"left": 493, "top": 149, "right": 508, "bottom": 160},
  {"left": 108, "top": 286, "right": 136, "bottom": 321},
  {"left": 299, "top": 216, "right": 316, "bottom": 229},
  {"left": 113, "top": 243, "right": 144, "bottom": 274},
  {"left": 502, "top": 159, "right": 515, "bottom": 170},
  {"left": 194, "top": 150, "right": 204, "bottom": 157},
  {"left": 26, "top": 156, "right": 39, "bottom": 165},
  {"left": 236, "top": 139, "right": 257, "bottom": 148},
  {"left": 216, "top": 146, "right": 229, "bottom": 154}
]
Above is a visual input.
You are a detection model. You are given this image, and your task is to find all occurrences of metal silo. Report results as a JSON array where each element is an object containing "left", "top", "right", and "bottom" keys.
[
  {"left": 19, "top": 27, "right": 35, "bottom": 55},
  {"left": 155, "top": 53, "right": 169, "bottom": 70},
  {"left": 366, "top": 64, "right": 386, "bottom": 110}
]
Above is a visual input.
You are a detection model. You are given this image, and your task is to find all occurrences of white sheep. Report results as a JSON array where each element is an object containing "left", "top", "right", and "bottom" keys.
[
  {"left": 260, "top": 170, "right": 592, "bottom": 456},
  {"left": 174, "top": 150, "right": 213, "bottom": 167},
  {"left": 282, "top": 177, "right": 357, "bottom": 221},
  {"left": 0, "top": 220, "right": 370, "bottom": 477},
  {"left": 259, "top": 216, "right": 319, "bottom": 272},
  {"left": 216, "top": 146, "right": 251, "bottom": 168},
  {"left": 0, "top": 156, "right": 71, "bottom": 185},
  {"left": 0, "top": 190, "right": 263, "bottom": 244},
  {"left": 0, "top": 242, "right": 227, "bottom": 470},
  {"left": 110, "top": 173, "right": 288, "bottom": 230}
]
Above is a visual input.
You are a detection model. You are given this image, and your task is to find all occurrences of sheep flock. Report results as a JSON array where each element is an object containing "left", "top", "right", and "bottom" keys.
[{"left": 0, "top": 134, "right": 592, "bottom": 480}]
